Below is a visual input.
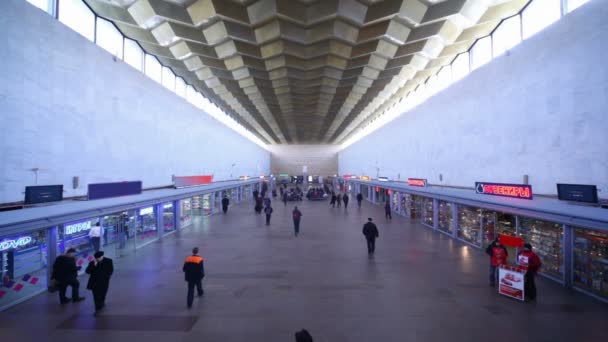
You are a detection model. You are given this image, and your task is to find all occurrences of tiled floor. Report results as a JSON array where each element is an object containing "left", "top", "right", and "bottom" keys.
[{"left": 1, "top": 198, "right": 606, "bottom": 342}]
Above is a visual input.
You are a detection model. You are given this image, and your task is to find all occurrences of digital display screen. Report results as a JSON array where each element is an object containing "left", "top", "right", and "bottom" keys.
[
  {"left": 557, "top": 184, "right": 598, "bottom": 204},
  {"left": 407, "top": 178, "right": 427, "bottom": 187},
  {"left": 475, "top": 182, "right": 533, "bottom": 200},
  {"left": 24, "top": 185, "right": 63, "bottom": 204},
  {"left": 88, "top": 181, "right": 142, "bottom": 200}
]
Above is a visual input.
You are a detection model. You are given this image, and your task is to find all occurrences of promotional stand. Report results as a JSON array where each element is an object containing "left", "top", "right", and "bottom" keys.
[{"left": 496, "top": 234, "right": 525, "bottom": 301}]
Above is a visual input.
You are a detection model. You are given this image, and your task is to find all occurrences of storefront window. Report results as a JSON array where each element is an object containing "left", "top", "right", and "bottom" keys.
[
  {"left": 162, "top": 203, "right": 175, "bottom": 234},
  {"left": 59, "top": 218, "right": 100, "bottom": 273},
  {"left": 192, "top": 196, "right": 202, "bottom": 216},
  {"left": 202, "top": 194, "right": 212, "bottom": 215},
  {"left": 392, "top": 192, "right": 400, "bottom": 214},
  {"left": 407, "top": 194, "right": 422, "bottom": 219},
  {"left": 573, "top": 227, "right": 608, "bottom": 300},
  {"left": 101, "top": 213, "right": 127, "bottom": 259},
  {"left": 136, "top": 206, "right": 158, "bottom": 247},
  {"left": 361, "top": 185, "right": 369, "bottom": 199},
  {"left": 519, "top": 217, "right": 563, "bottom": 279},
  {"left": 482, "top": 211, "right": 517, "bottom": 263},
  {"left": 458, "top": 206, "right": 481, "bottom": 246},
  {"left": 0, "top": 229, "right": 49, "bottom": 311},
  {"left": 438, "top": 201, "right": 453, "bottom": 234},
  {"left": 421, "top": 197, "right": 434, "bottom": 227},
  {"left": 181, "top": 199, "right": 193, "bottom": 227},
  {"left": 243, "top": 185, "right": 251, "bottom": 200},
  {"left": 400, "top": 194, "right": 407, "bottom": 214}
]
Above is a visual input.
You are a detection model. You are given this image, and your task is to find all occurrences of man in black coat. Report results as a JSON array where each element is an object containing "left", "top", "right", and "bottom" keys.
[
  {"left": 356, "top": 193, "right": 363, "bottom": 208},
  {"left": 86, "top": 251, "right": 114, "bottom": 313},
  {"left": 183, "top": 247, "right": 205, "bottom": 309},
  {"left": 362, "top": 218, "right": 379, "bottom": 255},
  {"left": 221, "top": 196, "right": 230, "bottom": 214},
  {"left": 343, "top": 193, "right": 349, "bottom": 208},
  {"left": 52, "top": 248, "right": 85, "bottom": 304}
]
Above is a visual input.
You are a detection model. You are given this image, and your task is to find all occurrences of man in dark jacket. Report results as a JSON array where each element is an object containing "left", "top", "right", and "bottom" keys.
[
  {"left": 518, "top": 243, "right": 542, "bottom": 301},
  {"left": 336, "top": 193, "right": 342, "bottom": 207},
  {"left": 221, "top": 196, "right": 230, "bottom": 214},
  {"left": 356, "top": 193, "right": 363, "bottom": 208},
  {"left": 295, "top": 329, "right": 314, "bottom": 342},
  {"left": 52, "top": 248, "right": 85, "bottom": 304},
  {"left": 385, "top": 200, "right": 392, "bottom": 220},
  {"left": 362, "top": 218, "right": 379, "bottom": 255},
  {"left": 330, "top": 192, "right": 336, "bottom": 207},
  {"left": 343, "top": 193, "right": 349, "bottom": 208},
  {"left": 183, "top": 247, "right": 205, "bottom": 309},
  {"left": 485, "top": 238, "right": 508, "bottom": 287},
  {"left": 85, "top": 251, "right": 114, "bottom": 313},
  {"left": 292, "top": 206, "right": 303, "bottom": 236},
  {"left": 264, "top": 205, "right": 274, "bottom": 225}
]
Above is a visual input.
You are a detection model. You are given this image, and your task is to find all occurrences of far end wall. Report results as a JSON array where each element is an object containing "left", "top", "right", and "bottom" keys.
[
  {"left": 0, "top": 0, "right": 269, "bottom": 203},
  {"left": 339, "top": 1, "right": 608, "bottom": 195},
  {"left": 269, "top": 145, "right": 340, "bottom": 177}
]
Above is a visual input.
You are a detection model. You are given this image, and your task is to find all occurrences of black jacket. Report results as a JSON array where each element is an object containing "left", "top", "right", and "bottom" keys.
[
  {"left": 363, "top": 222, "right": 379, "bottom": 240},
  {"left": 86, "top": 258, "right": 114, "bottom": 290},
  {"left": 343, "top": 194, "right": 349, "bottom": 203},
  {"left": 222, "top": 198, "right": 229, "bottom": 207},
  {"left": 183, "top": 255, "right": 205, "bottom": 282},
  {"left": 52, "top": 255, "right": 79, "bottom": 283},
  {"left": 356, "top": 194, "right": 363, "bottom": 201}
]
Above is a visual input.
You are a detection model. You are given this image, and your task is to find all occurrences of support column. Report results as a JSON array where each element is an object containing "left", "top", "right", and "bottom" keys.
[
  {"left": 46, "top": 226, "right": 58, "bottom": 284},
  {"left": 174, "top": 200, "right": 181, "bottom": 230},
  {"left": 156, "top": 203, "right": 164, "bottom": 238},
  {"left": 563, "top": 224, "right": 573, "bottom": 287},
  {"left": 433, "top": 199, "right": 439, "bottom": 230},
  {"left": 210, "top": 192, "right": 216, "bottom": 213}
]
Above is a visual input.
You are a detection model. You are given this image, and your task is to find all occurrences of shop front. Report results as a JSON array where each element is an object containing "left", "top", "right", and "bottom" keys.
[
  {"left": 136, "top": 206, "right": 158, "bottom": 248},
  {"left": 457, "top": 205, "right": 481, "bottom": 246},
  {"left": 162, "top": 203, "right": 176, "bottom": 235},
  {"left": 59, "top": 219, "right": 100, "bottom": 272},
  {"left": 202, "top": 194, "right": 213, "bottom": 215},
  {"left": 519, "top": 217, "right": 563, "bottom": 281},
  {"left": 438, "top": 201, "right": 453, "bottom": 235},
  {"left": 180, "top": 198, "right": 193, "bottom": 227},
  {"left": 405, "top": 194, "right": 422, "bottom": 219},
  {"left": 0, "top": 229, "right": 49, "bottom": 311},
  {"left": 361, "top": 184, "right": 369, "bottom": 199},
  {"left": 421, "top": 197, "right": 434, "bottom": 228},
  {"left": 573, "top": 227, "right": 608, "bottom": 300}
]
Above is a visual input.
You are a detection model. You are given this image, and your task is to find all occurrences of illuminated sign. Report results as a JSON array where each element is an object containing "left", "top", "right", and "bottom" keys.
[
  {"left": 239, "top": 175, "right": 250, "bottom": 180},
  {"left": 407, "top": 178, "right": 427, "bottom": 187},
  {"left": 343, "top": 174, "right": 353, "bottom": 179},
  {"left": 360, "top": 176, "right": 371, "bottom": 181},
  {"left": 0, "top": 236, "right": 33, "bottom": 252},
  {"left": 475, "top": 182, "right": 533, "bottom": 200},
  {"left": 308, "top": 176, "right": 313, "bottom": 182},
  {"left": 279, "top": 174, "right": 289, "bottom": 177},
  {"left": 139, "top": 207, "right": 154, "bottom": 215},
  {"left": 65, "top": 221, "right": 92, "bottom": 235},
  {"left": 378, "top": 177, "right": 389, "bottom": 182},
  {"left": 163, "top": 203, "right": 173, "bottom": 209}
]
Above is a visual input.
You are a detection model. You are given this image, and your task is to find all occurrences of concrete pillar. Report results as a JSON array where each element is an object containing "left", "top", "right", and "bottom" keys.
[
  {"left": 563, "top": 224, "right": 573, "bottom": 287},
  {"left": 174, "top": 200, "right": 181, "bottom": 230},
  {"left": 156, "top": 203, "right": 164, "bottom": 238},
  {"left": 433, "top": 199, "right": 439, "bottom": 230},
  {"left": 46, "top": 226, "right": 58, "bottom": 283},
  {"left": 451, "top": 203, "right": 458, "bottom": 238}
]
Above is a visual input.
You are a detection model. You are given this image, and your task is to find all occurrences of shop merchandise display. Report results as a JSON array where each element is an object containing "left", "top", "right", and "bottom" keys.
[
  {"left": 519, "top": 217, "right": 563, "bottom": 279},
  {"left": 400, "top": 195, "right": 407, "bottom": 214},
  {"left": 574, "top": 228, "right": 608, "bottom": 299},
  {"left": 482, "top": 211, "right": 517, "bottom": 264},
  {"left": 392, "top": 192, "right": 400, "bottom": 214},
  {"left": 422, "top": 197, "right": 434, "bottom": 227},
  {"left": 458, "top": 206, "right": 481, "bottom": 246},
  {"left": 181, "top": 199, "right": 193, "bottom": 227},
  {"left": 438, "top": 201, "right": 453, "bottom": 234},
  {"left": 163, "top": 204, "right": 175, "bottom": 233},
  {"left": 136, "top": 210, "right": 158, "bottom": 247},
  {"left": 192, "top": 196, "right": 202, "bottom": 216},
  {"left": 407, "top": 195, "right": 422, "bottom": 219},
  {"left": 202, "top": 194, "right": 212, "bottom": 215}
]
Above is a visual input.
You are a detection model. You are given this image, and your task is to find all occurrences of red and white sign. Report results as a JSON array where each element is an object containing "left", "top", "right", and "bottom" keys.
[
  {"left": 407, "top": 178, "right": 427, "bottom": 187},
  {"left": 498, "top": 265, "right": 525, "bottom": 301},
  {"left": 475, "top": 182, "right": 533, "bottom": 200}
]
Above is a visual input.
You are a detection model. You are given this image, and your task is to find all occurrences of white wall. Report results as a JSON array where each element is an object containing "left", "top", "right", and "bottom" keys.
[
  {"left": 0, "top": 0, "right": 270, "bottom": 203},
  {"left": 269, "top": 145, "right": 340, "bottom": 176},
  {"left": 339, "top": 1, "right": 608, "bottom": 196}
]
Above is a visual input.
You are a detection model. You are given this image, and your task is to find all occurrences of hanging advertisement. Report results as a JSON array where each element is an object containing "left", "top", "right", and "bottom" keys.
[{"left": 498, "top": 265, "right": 525, "bottom": 301}]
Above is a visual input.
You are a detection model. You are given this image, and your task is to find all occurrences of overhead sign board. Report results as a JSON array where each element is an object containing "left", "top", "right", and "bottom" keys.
[
  {"left": 475, "top": 182, "right": 533, "bottom": 200},
  {"left": 360, "top": 176, "right": 371, "bottom": 181},
  {"left": 378, "top": 177, "right": 389, "bottom": 182},
  {"left": 407, "top": 178, "right": 427, "bottom": 187},
  {"left": 65, "top": 221, "right": 92, "bottom": 235},
  {"left": 556, "top": 183, "right": 598, "bottom": 204},
  {"left": 174, "top": 176, "right": 213, "bottom": 188},
  {"left": 88, "top": 181, "right": 142, "bottom": 200},
  {"left": 0, "top": 236, "right": 33, "bottom": 252}
]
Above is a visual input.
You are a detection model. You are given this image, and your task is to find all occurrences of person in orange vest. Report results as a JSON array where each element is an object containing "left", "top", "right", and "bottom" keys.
[
  {"left": 485, "top": 238, "right": 508, "bottom": 287},
  {"left": 518, "top": 243, "right": 542, "bottom": 301},
  {"left": 183, "top": 247, "right": 205, "bottom": 309}
]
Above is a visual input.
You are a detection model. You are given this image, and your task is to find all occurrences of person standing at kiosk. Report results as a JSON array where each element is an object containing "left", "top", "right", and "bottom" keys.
[
  {"left": 486, "top": 238, "right": 508, "bottom": 287},
  {"left": 518, "top": 243, "right": 542, "bottom": 301}
]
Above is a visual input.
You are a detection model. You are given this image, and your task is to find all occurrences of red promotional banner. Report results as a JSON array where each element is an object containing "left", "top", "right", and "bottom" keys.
[
  {"left": 498, "top": 265, "right": 525, "bottom": 301},
  {"left": 498, "top": 234, "right": 524, "bottom": 248},
  {"left": 174, "top": 175, "right": 213, "bottom": 188},
  {"left": 407, "top": 178, "right": 427, "bottom": 187}
]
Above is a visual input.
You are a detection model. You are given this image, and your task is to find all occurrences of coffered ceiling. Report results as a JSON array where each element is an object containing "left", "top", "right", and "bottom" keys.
[{"left": 84, "top": 0, "right": 529, "bottom": 144}]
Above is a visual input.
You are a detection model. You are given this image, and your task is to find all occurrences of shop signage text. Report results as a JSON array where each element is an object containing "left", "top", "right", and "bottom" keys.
[
  {"left": 475, "top": 182, "right": 533, "bottom": 200},
  {"left": 139, "top": 207, "right": 154, "bottom": 215},
  {"left": 407, "top": 178, "right": 427, "bottom": 187},
  {"left": 0, "top": 236, "right": 33, "bottom": 252},
  {"left": 378, "top": 177, "right": 389, "bottom": 182},
  {"left": 65, "top": 221, "right": 92, "bottom": 235}
]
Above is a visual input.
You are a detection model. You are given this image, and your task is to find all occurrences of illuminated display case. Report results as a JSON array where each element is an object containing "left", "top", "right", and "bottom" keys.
[
  {"left": 406, "top": 194, "right": 422, "bottom": 219},
  {"left": 519, "top": 217, "right": 563, "bottom": 279},
  {"left": 400, "top": 195, "right": 406, "bottom": 214},
  {"left": 202, "top": 194, "right": 212, "bottom": 216},
  {"left": 0, "top": 229, "right": 49, "bottom": 311},
  {"left": 180, "top": 199, "right": 193, "bottom": 227},
  {"left": 573, "top": 227, "right": 608, "bottom": 300},
  {"left": 481, "top": 211, "right": 517, "bottom": 264},
  {"left": 392, "top": 192, "right": 399, "bottom": 214},
  {"left": 162, "top": 202, "right": 175, "bottom": 235},
  {"left": 438, "top": 201, "right": 453, "bottom": 234},
  {"left": 421, "top": 197, "right": 434, "bottom": 227},
  {"left": 457, "top": 206, "right": 481, "bottom": 246},
  {"left": 192, "top": 196, "right": 202, "bottom": 216},
  {"left": 136, "top": 207, "right": 158, "bottom": 248}
]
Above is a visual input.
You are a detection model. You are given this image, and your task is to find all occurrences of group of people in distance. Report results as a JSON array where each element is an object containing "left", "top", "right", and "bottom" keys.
[{"left": 330, "top": 192, "right": 349, "bottom": 208}]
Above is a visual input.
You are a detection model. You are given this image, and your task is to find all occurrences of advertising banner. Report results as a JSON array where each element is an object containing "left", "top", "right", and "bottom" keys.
[
  {"left": 475, "top": 182, "right": 533, "bottom": 200},
  {"left": 174, "top": 175, "right": 213, "bottom": 188},
  {"left": 498, "top": 266, "right": 525, "bottom": 301},
  {"left": 88, "top": 181, "right": 142, "bottom": 200}
]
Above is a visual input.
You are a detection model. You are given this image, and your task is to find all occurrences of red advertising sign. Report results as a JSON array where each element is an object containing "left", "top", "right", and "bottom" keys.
[
  {"left": 475, "top": 182, "right": 533, "bottom": 200},
  {"left": 498, "top": 265, "right": 525, "bottom": 301},
  {"left": 343, "top": 174, "right": 353, "bottom": 179},
  {"left": 174, "top": 175, "right": 213, "bottom": 188},
  {"left": 407, "top": 178, "right": 427, "bottom": 187},
  {"left": 498, "top": 234, "right": 524, "bottom": 248}
]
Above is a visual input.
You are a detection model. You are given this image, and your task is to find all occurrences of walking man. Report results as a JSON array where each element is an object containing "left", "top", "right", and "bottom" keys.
[
  {"left": 343, "top": 193, "right": 349, "bottom": 209},
  {"left": 336, "top": 193, "right": 342, "bottom": 207},
  {"left": 89, "top": 222, "right": 103, "bottom": 252},
  {"left": 85, "top": 251, "right": 114, "bottom": 314},
  {"left": 485, "top": 238, "right": 508, "bottom": 287},
  {"left": 292, "top": 206, "right": 303, "bottom": 236},
  {"left": 52, "top": 248, "right": 85, "bottom": 304},
  {"left": 183, "top": 247, "right": 205, "bottom": 309},
  {"left": 356, "top": 193, "right": 363, "bottom": 208},
  {"left": 518, "top": 243, "right": 542, "bottom": 301},
  {"left": 362, "top": 218, "right": 379, "bottom": 255},
  {"left": 384, "top": 200, "right": 392, "bottom": 219},
  {"left": 222, "top": 196, "right": 230, "bottom": 214},
  {"left": 330, "top": 192, "right": 336, "bottom": 207},
  {"left": 283, "top": 191, "right": 288, "bottom": 206},
  {"left": 264, "top": 205, "right": 274, "bottom": 225}
]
